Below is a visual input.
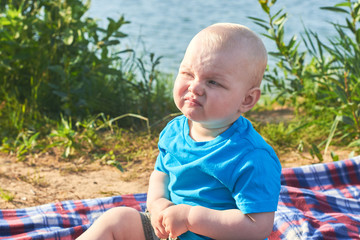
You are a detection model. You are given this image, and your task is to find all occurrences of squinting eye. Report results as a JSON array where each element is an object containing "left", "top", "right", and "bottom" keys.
[
  {"left": 208, "top": 80, "right": 219, "bottom": 86},
  {"left": 181, "top": 72, "right": 193, "bottom": 78}
]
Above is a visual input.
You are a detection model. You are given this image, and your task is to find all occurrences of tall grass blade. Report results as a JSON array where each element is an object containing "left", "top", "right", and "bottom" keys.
[{"left": 324, "top": 116, "right": 341, "bottom": 157}]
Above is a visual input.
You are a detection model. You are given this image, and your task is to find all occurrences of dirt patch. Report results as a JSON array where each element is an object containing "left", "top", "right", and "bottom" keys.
[
  {"left": 1, "top": 146, "right": 354, "bottom": 209},
  {"left": 0, "top": 153, "right": 152, "bottom": 209},
  {"left": 247, "top": 108, "right": 295, "bottom": 124}
]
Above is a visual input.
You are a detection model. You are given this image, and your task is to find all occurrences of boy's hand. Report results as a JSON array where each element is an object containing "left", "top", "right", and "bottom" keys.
[
  {"left": 161, "top": 204, "right": 192, "bottom": 238},
  {"left": 148, "top": 198, "right": 174, "bottom": 238},
  {"left": 151, "top": 211, "right": 168, "bottom": 239}
]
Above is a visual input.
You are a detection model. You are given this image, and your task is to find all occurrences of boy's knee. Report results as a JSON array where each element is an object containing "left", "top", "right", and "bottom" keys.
[
  {"left": 103, "top": 207, "right": 140, "bottom": 224},
  {"left": 78, "top": 207, "right": 144, "bottom": 240},
  {"left": 100, "top": 207, "right": 144, "bottom": 240}
]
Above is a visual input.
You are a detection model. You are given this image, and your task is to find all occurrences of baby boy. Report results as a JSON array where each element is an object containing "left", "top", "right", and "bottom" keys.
[{"left": 77, "top": 22, "right": 281, "bottom": 240}]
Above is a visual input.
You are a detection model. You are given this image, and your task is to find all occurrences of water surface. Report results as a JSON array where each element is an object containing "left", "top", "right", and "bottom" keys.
[{"left": 88, "top": 0, "right": 343, "bottom": 74}]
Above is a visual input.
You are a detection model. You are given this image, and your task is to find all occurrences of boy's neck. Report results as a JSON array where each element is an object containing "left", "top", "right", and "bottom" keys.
[{"left": 188, "top": 120, "right": 231, "bottom": 142}]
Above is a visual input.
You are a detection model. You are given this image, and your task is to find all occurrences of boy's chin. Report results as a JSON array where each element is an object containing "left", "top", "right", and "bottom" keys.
[{"left": 190, "top": 117, "right": 235, "bottom": 129}]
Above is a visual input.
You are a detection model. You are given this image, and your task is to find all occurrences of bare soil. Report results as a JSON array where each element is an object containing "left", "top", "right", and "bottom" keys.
[
  {"left": 0, "top": 153, "right": 153, "bottom": 209},
  {"left": 0, "top": 109, "right": 354, "bottom": 209}
]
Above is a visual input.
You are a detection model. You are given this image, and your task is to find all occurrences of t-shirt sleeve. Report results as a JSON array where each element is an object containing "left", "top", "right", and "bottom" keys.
[
  {"left": 231, "top": 149, "right": 281, "bottom": 214},
  {"left": 154, "top": 147, "right": 169, "bottom": 174},
  {"left": 153, "top": 122, "right": 170, "bottom": 174}
]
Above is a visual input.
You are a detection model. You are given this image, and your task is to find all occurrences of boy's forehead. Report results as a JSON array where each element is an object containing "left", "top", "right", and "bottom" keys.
[{"left": 182, "top": 23, "right": 267, "bottom": 86}]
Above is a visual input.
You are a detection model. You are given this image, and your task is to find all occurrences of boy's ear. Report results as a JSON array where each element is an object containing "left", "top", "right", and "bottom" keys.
[{"left": 240, "top": 87, "right": 261, "bottom": 113}]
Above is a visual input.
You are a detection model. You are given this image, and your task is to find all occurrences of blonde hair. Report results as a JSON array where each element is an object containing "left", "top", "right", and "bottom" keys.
[{"left": 192, "top": 23, "right": 267, "bottom": 87}]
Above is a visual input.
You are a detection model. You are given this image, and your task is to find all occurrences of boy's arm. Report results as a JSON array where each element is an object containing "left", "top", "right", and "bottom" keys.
[
  {"left": 189, "top": 206, "right": 274, "bottom": 240},
  {"left": 147, "top": 170, "right": 173, "bottom": 210},
  {"left": 162, "top": 204, "right": 274, "bottom": 240},
  {"left": 146, "top": 170, "right": 174, "bottom": 238}
]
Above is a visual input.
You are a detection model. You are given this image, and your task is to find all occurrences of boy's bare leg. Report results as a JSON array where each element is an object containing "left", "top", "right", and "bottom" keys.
[{"left": 77, "top": 207, "right": 146, "bottom": 240}]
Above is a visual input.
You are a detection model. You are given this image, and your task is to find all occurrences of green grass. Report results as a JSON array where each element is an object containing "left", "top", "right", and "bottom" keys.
[
  {"left": 248, "top": 0, "right": 360, "bottom": 160},
  {"left": 0, "top": 188, "right": 15, "bottom": 202}
]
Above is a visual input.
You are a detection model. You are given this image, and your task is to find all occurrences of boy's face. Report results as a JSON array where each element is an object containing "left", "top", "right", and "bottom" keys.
[{"left": 173, "top": 34, "right": 256, "bottom": 129}]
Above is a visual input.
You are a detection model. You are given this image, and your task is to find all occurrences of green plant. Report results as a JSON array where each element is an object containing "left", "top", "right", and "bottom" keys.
[
  {"left": 0, "top": 131, "right": 41, "bottom": 161},
  {"left": 135, "top": 53, "right": 177, "bottom": 122},
  {"left": 257, "top": 122, "right": 298, "bottom": 148},
  {"left": 249, "top": 1, "right": 307, "bottom": 104},
  {"left": 250, "top": 0, "right": 360, "bottom": 160},
  {"left": 100, "top": 150, "right": 123, "bottom": 172},
  {"left": 0, "top": 187, "right": 15, "bottom": 202},
  {"left": 50, "top": 115, "right": 83, "bottom": 158},
  {"left": 15, "top": 131, "right": 41, "bottom": 160},
  {"left": 0, "top": 0, "right": 176, "bottom": 140},
  {"left": 0, "top": 0, "right": 180, "bottom": 164}
]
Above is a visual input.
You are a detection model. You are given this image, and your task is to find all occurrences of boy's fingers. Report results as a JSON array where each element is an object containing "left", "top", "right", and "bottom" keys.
[
  {"left": 164, "top": 226, "right": 177, "bottom": 239},
  {"left": 159, "top": 226, "right": 168, "bottom": 236},
  {"left": 164, "top": 224, "right": 169, "bottom": 233},
  {"left": 155, "top": 228, "right": 168, "bottom": 239}
]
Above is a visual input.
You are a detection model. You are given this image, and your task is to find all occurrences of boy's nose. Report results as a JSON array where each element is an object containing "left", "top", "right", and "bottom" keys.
[{"left": 188, "top": 80, "right": 204, "bottom": 96}]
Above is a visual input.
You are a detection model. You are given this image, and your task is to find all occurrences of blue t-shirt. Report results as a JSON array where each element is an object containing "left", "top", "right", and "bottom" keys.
[{"left": 155, "top": 115, "right": 281, "bottom": 240}]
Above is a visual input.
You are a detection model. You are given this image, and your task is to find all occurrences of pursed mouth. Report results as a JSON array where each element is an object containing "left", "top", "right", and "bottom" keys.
[{"left": 184, "top": 97, "right": 202, "bottom": 106}]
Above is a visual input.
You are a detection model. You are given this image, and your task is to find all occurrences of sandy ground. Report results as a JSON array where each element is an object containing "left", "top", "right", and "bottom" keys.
[
  {"left": 0, "top": 153, "right": 152, "bottom": 209},
  {"left": 1, "top": 146, "right": 353, "bottom": 209}
]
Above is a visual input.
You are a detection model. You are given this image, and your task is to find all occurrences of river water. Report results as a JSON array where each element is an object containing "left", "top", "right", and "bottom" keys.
[{"left": 88, "top": 0, "right": 343, "bottom": 74}]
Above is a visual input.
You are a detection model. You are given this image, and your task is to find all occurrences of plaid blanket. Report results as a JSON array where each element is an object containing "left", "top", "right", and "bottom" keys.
[
  {"left": 270, "top": 156, "right": 360, "bottom": 240},
  {"left": 0, "top": 194, "right": 147, "bottom": 239},
  {"left": 0, "top": 156, "right": 359, "bottom": 240}
]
